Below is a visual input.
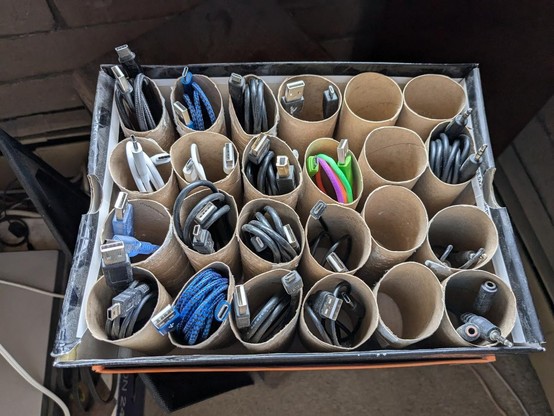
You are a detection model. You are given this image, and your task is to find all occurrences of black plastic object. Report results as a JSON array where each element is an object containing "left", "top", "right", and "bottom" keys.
[
  {"left": 140, "top": 372, "right": 253, "bottom": 413},
  {"left": 0, "top": 129, "right": 90, "bottom": 256}
]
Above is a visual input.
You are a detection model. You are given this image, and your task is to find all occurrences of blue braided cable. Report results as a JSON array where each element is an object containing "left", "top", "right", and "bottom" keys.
[
  {"left": 180, "top": 72, "right": 216, "bottom": 131},
  {"left": 173, "top": 268, "right": 229, "bottom": 345}
]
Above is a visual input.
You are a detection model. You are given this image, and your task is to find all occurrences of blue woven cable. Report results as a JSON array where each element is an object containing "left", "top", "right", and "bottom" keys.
[
  {"left": 173, "top": 268, "right": 229, "bottom": 345},
  {"left": 181, "top": 71, "right": 217, "bottom": 131}
]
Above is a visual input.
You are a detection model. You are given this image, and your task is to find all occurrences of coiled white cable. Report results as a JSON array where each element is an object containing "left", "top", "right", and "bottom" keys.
[{"left": 125, "top": 136, "right": 166, "bottom": 192}]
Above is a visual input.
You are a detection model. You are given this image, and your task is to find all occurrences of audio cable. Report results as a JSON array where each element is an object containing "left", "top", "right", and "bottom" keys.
[
  {"left": 125, "top": 135, "right": 168, "bottom": 192},
  {"left": 432, "top": 244, "right": 486, "bottom": 269},
  {"left": 229, "top": 73, "right": 269, "bottom": 134},
  {"left": 307, "top": 139, "right": 354, "bottom": 203},
  {"left": 151, "top": 268, "right": 231, "bottom": 345},
  {"left": 173, "top": 180, "right": 233, "bottom": 254},
  {"left": 112, "top": 64, "right": 163, "bottom": 132},
  {"left": 308, "top": 201, "right": 352, "bottom": 272},
  {"left": 178, "top": 67, "right": 216, "bottom": 131},
  {"left": 305, "top": 281, "right": 366, "bottom": 347},
  {"left": 233, "top": 271, "right": 303, "bottom": 343},
  {"left": 245, "top": 134, "right": 298, "bottom": 195},
  {"left": 241, "top": 205, "right": 301, "bottom": 263}
]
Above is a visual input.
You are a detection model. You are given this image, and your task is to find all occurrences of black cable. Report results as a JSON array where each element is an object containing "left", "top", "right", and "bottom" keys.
[
  {"left": 429, "top": 130, "right": 479, "bottom": 184},
  {"left": 241, "top": 205, "right": 301, "bottom": 263},
  {"left": 309, "top": 227, "right": 352, "bottom": 271},
  {"left": 229, "top": 74, "right": 268, "bottom": 134},
  {"left": 172, "top": 180, "right": 232, "bottom": 253},
  {"left": 305, "top": 281, "right": 365, "bottom": 347}
]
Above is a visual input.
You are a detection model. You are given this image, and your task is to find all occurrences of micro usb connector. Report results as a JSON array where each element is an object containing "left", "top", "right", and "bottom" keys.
[
  {"left": 281, "top": 270, "right": 303, "bottom": 296},
  {"left": 107, "top": 283, "right": 150, "bottom": 321},
  {"left": 101, "top": 240, "right": 133, "bottom": 293},
  {"left": 275, "top": 155, "right": 296, "bottom": 193},
  {"left": 282, "top": 81, "right": 305, "bottom": 116}
]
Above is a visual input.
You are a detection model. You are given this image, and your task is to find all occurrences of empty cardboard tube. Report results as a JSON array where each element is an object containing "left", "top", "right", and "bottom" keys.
[
  {"left": 357, "top": 185, "right": 428, "bottom": 284},
  {"left": 241, "top": 135, "right": 303, "bottom": 208},
  {"left": 373, "top": 262, "right": 444, "bottom": 348},
  {"left": 298, "top": 203, "right": 372, "bottom": 287},
  {"left": 335, "top": 72, "right": 403, "bottom": 157},
  {"left": 230, "top": 269, "right": 304, "bottom": 352},
  {"left": 169, "top": 262, "right": 236, "bottom": 350},
  {"left": 101, "top": 198, "right": 192, "bottom": 297},
  {"left": 433, "top": 270, "right": 516, "bottom": 347},
  {"left": 413, "top": 205, "right": 499, "bottom": 280},
  {"left": 277, "top": 75, "right": 342, "bottom": 161},
  {"left": 237, "top": 199, "right": 305, "bottom": 280},
  {"left": 118, "top": 79, "right": 176, "bottom": 151},
  {"left": 173, "top": 187, "right": 241, "bottom": 278},
  {"left": 358, "top": 126, "right": 427, "bottom": 202},
  {"left": 170, "top": 74, "right": 226, "bottom": 136},
  {"left": 86, "top": 267, "right": 172, "bottom": 354},
  {"left": 299, "top": 273, "right": 379, "bottom": 352},
  {"left": 412, "top": 121, "right": 476, "bottom": 217},
  {"left": 396, "top": 74, "right": 467, "bottom": 140},
  {"left": 296, "top": 137, "right": 363, "bottom": 222},
  {"left": 109, "top": 136, "right": 179, "bottom": 210},
  {"left": 229, "top": 75, "right": 279, "bottom": 155},
  {"left": 170, "top": 131, "right": 242, "bottom": 205}
]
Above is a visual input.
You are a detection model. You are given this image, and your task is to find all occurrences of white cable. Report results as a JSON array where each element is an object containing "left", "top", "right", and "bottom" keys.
[
  {"left": 0, "top": 279, "right": 65, "bottom": 299},
  {"left": 125, "top": 138, "right": 166, "bottom": 192},
  {"left": 144, "top": 154, "right": 165, "bottom": 190},
  {"left": 131, "top": 142, "right": 153, "bottom": 192},
  {"left": 126, "top": 141, "right": 147, "bottom": 192},
  {"left": 190, "top": 143, "right": 207, "bottom": 180},
  {"left": 0, "top": 344, "right": 70, "bottom": 416}
]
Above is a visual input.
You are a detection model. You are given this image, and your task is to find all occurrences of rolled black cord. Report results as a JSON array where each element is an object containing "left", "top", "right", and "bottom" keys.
[
  {"left": 309, "top": 229, "right": 352, "bottom": 271},
  {"left": 429, "top": 132, "right": 474, "bottom": 184},
  {"left": 243, "top": 78, "right": 268, "bottom": 134}
]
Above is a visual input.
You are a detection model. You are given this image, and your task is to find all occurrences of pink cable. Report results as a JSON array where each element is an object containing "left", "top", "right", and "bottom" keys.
[{"left": 317, "top": 157, "right": 346, "bottom": 203}]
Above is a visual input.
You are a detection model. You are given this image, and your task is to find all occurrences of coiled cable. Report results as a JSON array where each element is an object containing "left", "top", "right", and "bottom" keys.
[
  {"left": 180, "top": 68, "right": 216, "bottom": 131},
  {"left": 229, "top": 74, "right": 268, "bottom": 134}
]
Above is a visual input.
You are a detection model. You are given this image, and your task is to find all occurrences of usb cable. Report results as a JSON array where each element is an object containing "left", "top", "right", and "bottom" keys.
[
  {"left": 245, "top": 135, "right": 298, "bottom": 195},
  {"left": 233, "top": 271, "right": 303, "bottom": 343},
  {"left": 125, "top": 135, "right": 166, "bottom": 192},
  {"left": 151, "top": 268, "right": 230, "bottom": 345},
  {"left": 100, "top": 240, "right": 133, "bottom": 293},
  {"left": 105, "top": 280, "right": 156, "bottom": 340},
  {"left": 308, "top": 201, "right": 352, "bottom": 272},
  {"left": 229, "top": 74, "right": 269, "bottom": 134},
  {"left": 173, "top": 180, "right": 233, "bottom": 254},
  {"left": 281, "top": 81, "right": 339, "bottom": 119},
  {"left": 241, "top": 205, "right": 301, "bottom": 263},
  {"left": 305, "top": 281, "right": 365, "bottom": 347},
  {"left": 179, "top": 67, "right": 216, "bottom": 131}
]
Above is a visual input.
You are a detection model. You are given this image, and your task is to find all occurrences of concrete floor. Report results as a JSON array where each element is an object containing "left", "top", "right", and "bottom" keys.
[{"left": 145, "top": 355, "right": 551, "bottom": 415}]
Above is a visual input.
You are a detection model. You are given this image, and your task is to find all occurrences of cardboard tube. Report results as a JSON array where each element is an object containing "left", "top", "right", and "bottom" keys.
[
  {"left": 396, "top": 74, "right": 467, "bottom": 140},
  {"left": 173, "top": 187, "right": 241, "bottom": 278},
  {"left": 413, "top": 205, "right": 499, "bottom": 280},
  {"left": 119, "top": 79, "right": 176, "bottom": 151},
  {"left": 229, "top": 75, "right": 279, "bottom": 155},
  {"left": 170, "top": 74, "right": 226, "bottom": 136},
  {"left": 241, "top": 135, "right": 303, "bottom": 208},
  {"left": 230, "top": 269, "right": 303, "bottom": 352},
  {"left": 86, "top": 268, "right": 172, "bottom": 354},
  {"left": 412, "top": 121, "right": 475, "bottom": 217},
  {"left": 433, "top": 270, "right": 517, "bottom": 347},
  {"left": 358, "top": 186, "right": 428, "bottom": 284},
  {"left": 101, "top": 199, "right": 192, "bottom": 297},
  {"left": 298, "top": 203, "right": 372, "bottom": 287},
  {"left": 299, "top": 273, "right": 379, "bottom": 352},
  {"left": 237, "top": 199, "right": 305, "bottom": 280},
  {"left": 109, "top": 137, "right": 179, "bottom": 210},
  {"left": 296, "top": 138, "right": 363, "bottom": 222},
  {"left": 169, "top": 262, "right": 236, "bottom": 350},
  {"left": 170, "top": 132, "right": 242, "bottom": 206},
  {"left": 335, "top": 72, "right": 403, "bottom": 157},
  {"left": 358, "top": 126, "right": 427, "bottom": 203},
  {"left": 373, "top": 262, "right": 444, "bottom": 348},
  {"left": 277, "top": 75, "right": 342, "bottom": 161}
]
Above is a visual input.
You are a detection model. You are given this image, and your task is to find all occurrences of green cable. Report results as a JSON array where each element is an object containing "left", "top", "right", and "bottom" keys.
[{"left": 315, "top": 153, "right": 354, "bottom": 202}]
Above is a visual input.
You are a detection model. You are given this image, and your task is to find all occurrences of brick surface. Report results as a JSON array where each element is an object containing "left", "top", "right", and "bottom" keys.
[
  {"left": 0, "top": 18, "right": 165, "bottom": 82},
  {"left": 0, "top": 0, "right": 55, "bottom": 36},
  {"left": 53, "top": 0, "right": 201, "bottom": 27},
  {"left": 0, "top": 73, "right": 82, "bottom": 118}
]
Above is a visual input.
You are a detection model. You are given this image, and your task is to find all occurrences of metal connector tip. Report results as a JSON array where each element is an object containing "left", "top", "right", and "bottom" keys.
[
  {"left": 310, "top": 200, "right": 327, "bottom": 220},
  {"left": 229, "top": 73, "right": 244, "bottom": 86},
  {"left": 284, "top": 80, "right": 305, "bottom": 103},
  {"left": 461, "top": 107, "right": 473, "bottom": 120},
  {"left": 248, "top": 134, "right": 271, "bottom": 164},
  {"left": 100, "top": 240, "right": 127, "bottom": 265},
  {"left": 276, "top": 155, "right": 290, "bottom": 177},
  {"left": 223, "top": 142, "right": 236, "bottom": 175},
  {"left": 337, "top": 139, "right": 349, "bottom": 164},
  {"left": 115, "top": 44, "right": 133, "bottom": 60},
  {"left": 326, "top": 252, "right": 348, "bottom": 272},
  {"left": 114, "top": 192, "right": 129, "bottom": 221},
  {"left": 475, "top": 144, "right": 488, "bottom": 161},
  {"left": 491, "top": 331, "right": 513, "bottom": 347}
]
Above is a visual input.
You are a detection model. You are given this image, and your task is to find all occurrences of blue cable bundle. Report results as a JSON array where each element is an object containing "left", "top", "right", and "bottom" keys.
[
  {"left": 181, "top": 68, "right": 217, "bottom": 130},
  {"left": 173, "top": 268, "right": 230, "bottom": 345}
]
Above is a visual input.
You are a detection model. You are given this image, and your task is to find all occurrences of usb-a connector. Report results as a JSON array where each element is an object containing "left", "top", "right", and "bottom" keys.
[
  {"left": 101, "top": 240, "right": 133, "bottom": 292},
  {"left": 151, "top": 305, "right": 181, "bottom": 336},
  {"left": 282, "top": 81, "right": 305, "bottom": 116}
]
